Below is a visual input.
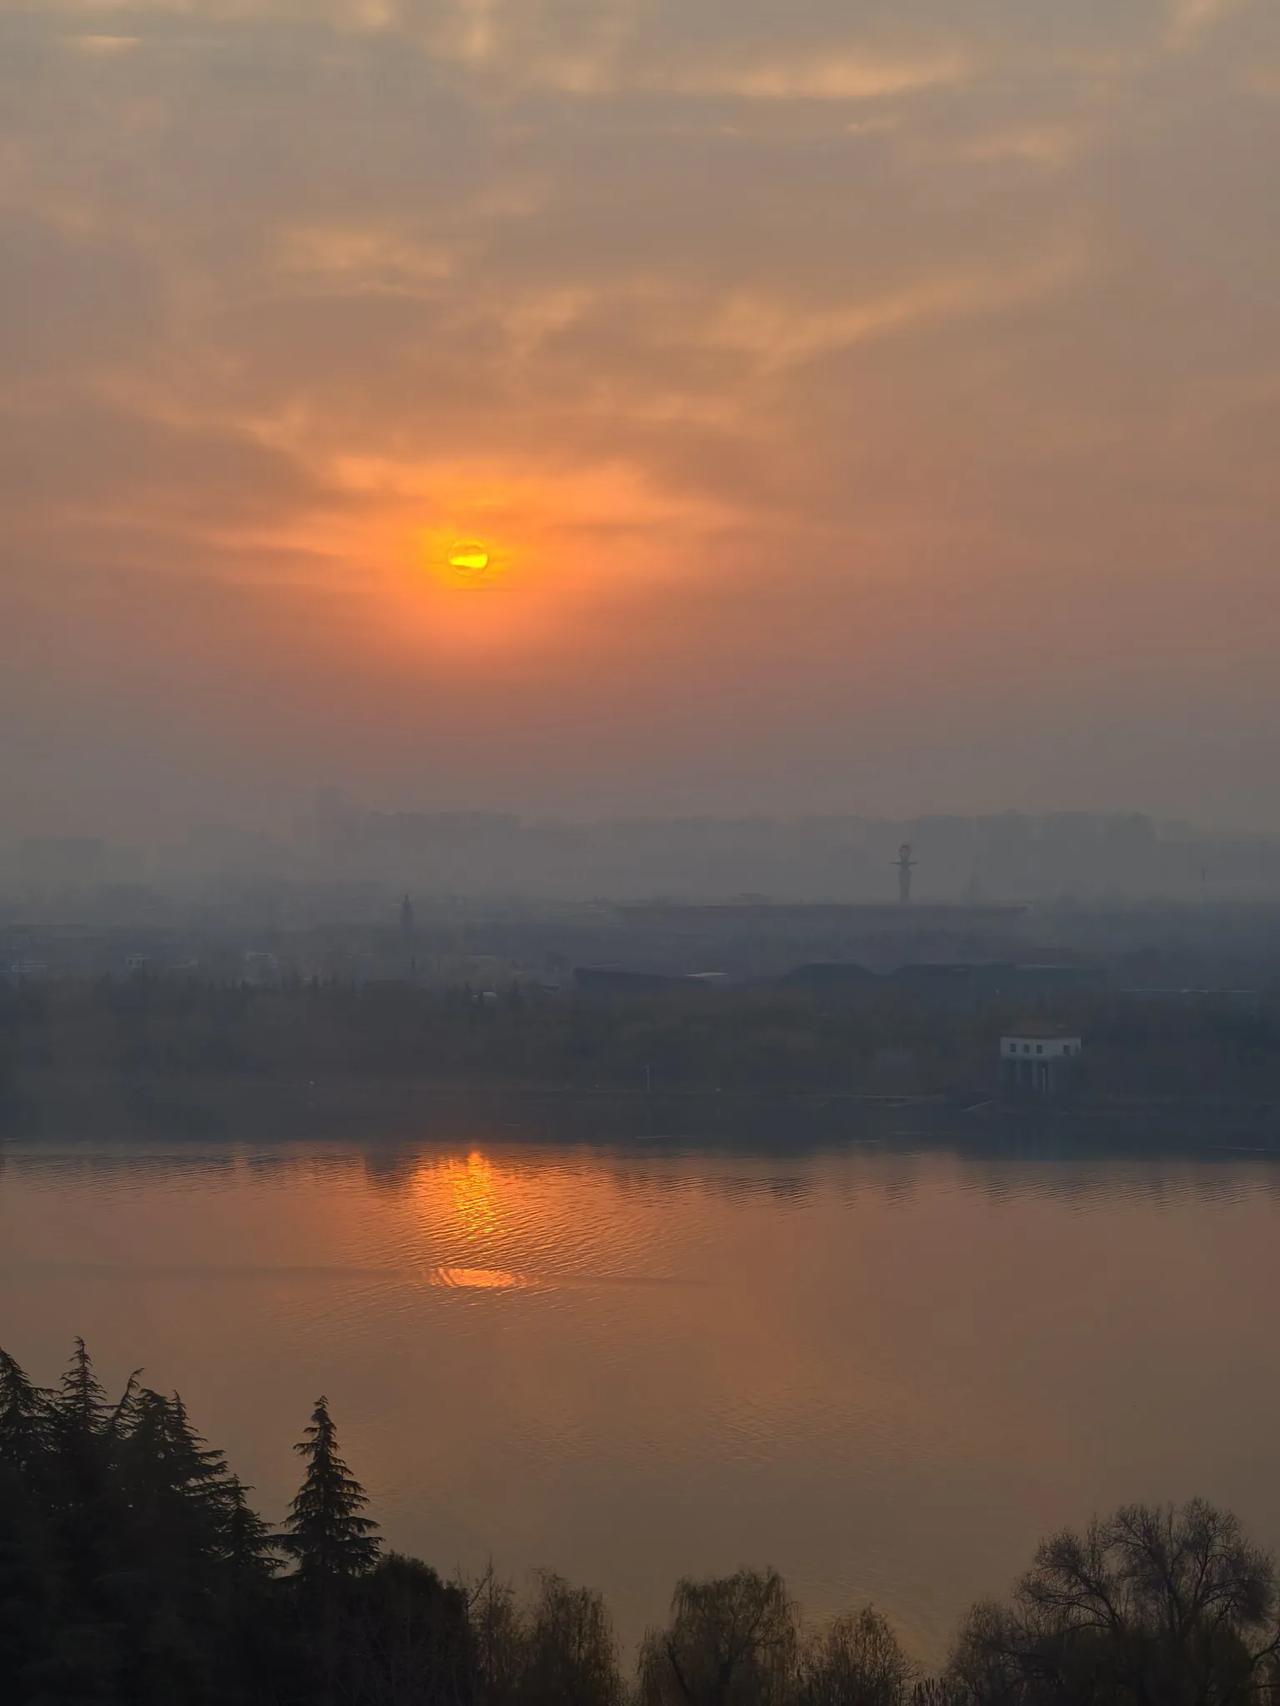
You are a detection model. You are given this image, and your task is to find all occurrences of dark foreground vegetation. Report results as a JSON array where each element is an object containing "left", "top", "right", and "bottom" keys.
[
  {"left": 4, "top": 977, "right": 1280, "bottom": 1114},
  {"left": 3, "top": 1344, "right": 1279, "bottom": 1705}
]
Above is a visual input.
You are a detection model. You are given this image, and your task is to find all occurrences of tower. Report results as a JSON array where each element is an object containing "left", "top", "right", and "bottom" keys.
[
  {"left": 894, "top": 843, "right": 916, "bottom": 904},
  {"left": 399, "top": 893, "right": 416, "bottom": 939}
]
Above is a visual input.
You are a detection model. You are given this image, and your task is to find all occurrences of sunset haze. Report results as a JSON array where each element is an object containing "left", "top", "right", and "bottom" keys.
[{"left": 4, "top": 0, "right": 1279, "bottom": 834}]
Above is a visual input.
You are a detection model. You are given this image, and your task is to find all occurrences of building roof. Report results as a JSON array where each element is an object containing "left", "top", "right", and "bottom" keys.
[{"left": 1001, "top": 1020, "right": 1083, "bottom": 1040}]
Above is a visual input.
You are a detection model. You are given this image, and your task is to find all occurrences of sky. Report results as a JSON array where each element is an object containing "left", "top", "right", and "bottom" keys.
[{"left": 3, "top": 0, "right": 1279, "bottom": 835}]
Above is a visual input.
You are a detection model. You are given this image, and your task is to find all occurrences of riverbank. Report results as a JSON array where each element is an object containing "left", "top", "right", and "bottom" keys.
[
  {"left": 4, "top": 976, "right": 1279, "bottom": 1147},
  {"left": 6, "top": 1069, "right": 1280, "bottom": 1155}
]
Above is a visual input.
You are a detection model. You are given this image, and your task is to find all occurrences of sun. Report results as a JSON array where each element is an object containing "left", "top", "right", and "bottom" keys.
[
  {"left": 412, "top": 527, "right": 511, "bottom": 591},
  {"left": 444, "top": 538, "right": 497, "bottom": 587}
]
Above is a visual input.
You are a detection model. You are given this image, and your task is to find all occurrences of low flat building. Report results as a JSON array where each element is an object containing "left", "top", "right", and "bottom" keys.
[{"left": 1000, "top": 1022, "right": 1083, "bottom": 1097}]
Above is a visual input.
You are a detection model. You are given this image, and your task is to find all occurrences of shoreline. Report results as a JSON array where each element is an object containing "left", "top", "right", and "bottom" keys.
[{"left": 5, "top": 1071, "right": 1280, "bottom": 1156}]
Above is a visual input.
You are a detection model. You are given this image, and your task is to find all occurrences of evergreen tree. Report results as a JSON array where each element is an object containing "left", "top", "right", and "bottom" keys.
[
  {"left": 0, "top": 1352, "right": 56, "bottom": 1692},
  {"left": 161, "top": 1393, "right": 236, "bottom": 1525},
  {"left": 0, "top": 1348, "right": 51, "bottom": 1476},
  {"left": 53, "top": 1337, "right": 109, "bottom": 1441},
  {"left": 281, "top": 1395, "right": 380, "bottom": 1587},
  {"left": 120, "top": 1389, "right": 231, "bottom": 1583},
  {"left": 218, "top": 1476, "right": 279, "bottom": 1587}
]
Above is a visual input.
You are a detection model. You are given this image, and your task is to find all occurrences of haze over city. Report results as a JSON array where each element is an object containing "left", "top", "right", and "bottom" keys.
[
  {"left": 4, "top": 0, "right": 1279, "bottom": 838},
  {"left": 7, "top": 11, "right": 1280, "bottom": 1706}
]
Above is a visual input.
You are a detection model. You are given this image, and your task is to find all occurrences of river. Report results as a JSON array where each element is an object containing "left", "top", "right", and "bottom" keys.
[{"left": 2, "top": 1132, "right": 1278, "bottom": 1664}]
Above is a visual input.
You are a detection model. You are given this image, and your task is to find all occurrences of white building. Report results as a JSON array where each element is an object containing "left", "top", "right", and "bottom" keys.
[{"left": 1000, "top": 1023, "right": 1082, "bottom": 1096}]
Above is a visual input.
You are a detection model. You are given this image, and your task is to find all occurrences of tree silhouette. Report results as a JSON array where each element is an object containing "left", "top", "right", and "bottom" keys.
[
  {"left": 639, "top": 1567, "right": 798, "bottom": 1706},
  {"left": 0, "top": 1348, "right": 51, "bottom": 1476},
  {"left": 281, "top": 1395, "right": 380, "bottom": 1588},
  {"left": 7, "top": 1338, "right": 1280, "bottom": 1706},
  {"left": 796, "top": 1607, "right": 916, "bottom": 1706},
  {"left": 950, "top": 1498, "right": 1280, "bottom": 1704},
  {"left": 52, "top": 1336, "right": 109, "bottom": 1440},
  {"left": 519, "top": 1570, "right": 623, "bottom": 1706},
  {"left": 218, "top": 1476, "right": 278, "bottom": 1587}
]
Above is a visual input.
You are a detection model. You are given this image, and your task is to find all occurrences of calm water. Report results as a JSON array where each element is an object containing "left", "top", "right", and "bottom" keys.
[{"left": 3, "top": 1133, "right": 1280, "bottom": 1662}]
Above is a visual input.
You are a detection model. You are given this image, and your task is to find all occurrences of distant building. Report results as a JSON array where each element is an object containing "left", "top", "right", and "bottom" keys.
[
  {"left": 1119, "top": 987, "right": 1260, "bottom": 1011},
  {"left": 779, "top": 962, "right": 879, "bottom": 992},
  {"left": 1000, "top": 1023, "right": 1083, "bottom": 1097},
  {"left": 1011, "top": 963, "right": 1107, "bottom": 998},
  {"left": 241, "top": 951, "right": 284, "bottom": 988},
  {"left": 573, "top": 965, "right": 726, "bottom": 995},
  {"left": 5, "top": 959, "right": 48, "bottom": 985},
  {"left": 886, "top": 961, "right": 1105, "bottom": 1008}
]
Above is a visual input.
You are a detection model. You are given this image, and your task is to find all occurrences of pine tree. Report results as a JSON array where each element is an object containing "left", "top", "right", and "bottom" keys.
[
  {"left": 53, "top": 1336, "right": 109, "bottom": 1440},
  {"left": 163, "top": 1393, "right": 234, "bottom": 1516},
  {"left": 0, "top": 1347, "right": 52, "bottom": 1475},
  {"left": 218, "top": 1476, "right": 279, "bottom": 1586},
  {"left": 121, "top": 1389, "right": 232, "bottom": 1578},
  {"left": 0, "top": 1349, "right": 56, "bottom": 1685},
  {"left": 281, "top": 1396, "right": 380, "bottom": 1588}
]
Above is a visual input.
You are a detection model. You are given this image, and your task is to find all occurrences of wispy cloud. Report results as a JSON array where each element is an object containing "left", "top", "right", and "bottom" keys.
[
  {"left": 2, "top": 0, "right": 1278, "bottom": 825},
  {"left": 652, "top": 48, "right": 972, "bottom": 103},
  {"left": 1165, "top": 0, "right": 1249, "bottom": 48},
  {"left": 706, "top": 239, "right": 1087, "bottom": 371}
]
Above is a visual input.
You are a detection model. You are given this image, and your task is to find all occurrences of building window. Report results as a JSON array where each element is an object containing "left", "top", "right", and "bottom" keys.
[{"left": 1036, "top": 1044, "right": 1043, "bottom": 1054}]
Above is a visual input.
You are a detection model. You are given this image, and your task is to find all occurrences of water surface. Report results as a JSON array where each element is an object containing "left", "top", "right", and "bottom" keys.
[{"left": 3, "top": 1133, "right": 1278, "bottom": 1662}]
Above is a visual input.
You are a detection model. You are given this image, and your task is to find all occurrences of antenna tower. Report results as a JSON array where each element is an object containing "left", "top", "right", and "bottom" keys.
[{"left": 894, "top": 843, "right": 917, "bottom": 904}]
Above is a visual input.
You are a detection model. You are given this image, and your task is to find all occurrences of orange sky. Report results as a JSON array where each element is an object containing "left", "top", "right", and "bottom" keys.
[{"left": 2, "top": 0, "right": 1279, "bottom": 831}]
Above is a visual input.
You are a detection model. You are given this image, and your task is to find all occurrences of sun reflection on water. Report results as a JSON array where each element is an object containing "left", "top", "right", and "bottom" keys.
[
  {"left": 438, "top": 1150, "right": 501, "bottom": 1243},
  {"left": 425, "top": 1265, "right": 531, "bottom": 1290}
]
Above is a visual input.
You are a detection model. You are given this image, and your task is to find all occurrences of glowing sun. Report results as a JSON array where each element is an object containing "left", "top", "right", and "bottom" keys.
[{"left": 445, "top": 539, "right": 496, "bottom": 586}]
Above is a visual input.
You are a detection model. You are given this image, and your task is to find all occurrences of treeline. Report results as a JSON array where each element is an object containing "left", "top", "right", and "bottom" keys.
[
  {"left": 3, "top": 1344, "right": 1280, "bottom": 1705},
  {"left": 4, "top": 977, "right": 1280, "bottom": 1104}
]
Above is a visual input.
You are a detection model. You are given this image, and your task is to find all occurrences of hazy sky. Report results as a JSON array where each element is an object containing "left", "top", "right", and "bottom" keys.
[{"left": 3, "top": 0, "right": 1279, "bottom": 834}]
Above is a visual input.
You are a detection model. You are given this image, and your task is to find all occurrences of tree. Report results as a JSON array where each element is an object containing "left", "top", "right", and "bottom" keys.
[
  {"left": 468, "top": 1565, "right": 524, "bottom": 1706},
  {"left": 218, "top": 1476, "right": 279, "bottom": 1587},
  {"left": 52, "top": 1337, "right": 110, "bottom": 1440},
  {"left": 281, "top": 1395, "right": 380, "bottom": 1588},
  {"left": 0, "top": 1352, "right": 56, "bottom": 1692},
  {"left": 346, "top": 1553, "right": 473, "bottom": 1706},
  {"left": 118, "top": 1388, "right": 234, "bottom": 1589},
  {"left": 518, "top": 1571, "right": 622, "bottom": 1706},
  {"left": 0, "top": 1348, "right": 51, "bottom": 1476},
  {"left": 638, "top": 1568, "right": 799, "bottom": 1706},
  {"left": 948, "top": 1499, "right": 1280, "bottom": 1705},
  {"left": 796, "top": 1608, "right": 917, "bottom": 1706}
]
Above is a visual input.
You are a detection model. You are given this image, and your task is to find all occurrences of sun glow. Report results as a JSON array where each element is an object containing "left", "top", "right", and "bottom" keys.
[
  {"left": 235, "top": 451, "right": 736, "bottom": 664},
  {"left": 446, "top": 540, "right": 492, "bottom": 583},
  {"left": 437, "top": 537, "right": 506, "bottom": 588},
  {"left": 441, "top": 1150, "right": 500, "bottom": 1242}
]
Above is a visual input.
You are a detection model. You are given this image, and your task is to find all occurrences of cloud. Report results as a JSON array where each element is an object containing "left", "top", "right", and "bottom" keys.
[
  {"left": 63, "top": 33, "right": 142, "bottom": 54},
  {"left": 705, "top": 238, "right": 1087, "bottom": 370},
  {"left": 1165, "top": 0, "right": 1249, "bottom": 48},
  {"left": 2, "top": 0, "right": 1280, "bottom": 828},
  {"left": 647, "top": 48, "right": 972, "bottom": 103},
  {"left": 0, "top": 215, "right": 160, "bottom": 381}
]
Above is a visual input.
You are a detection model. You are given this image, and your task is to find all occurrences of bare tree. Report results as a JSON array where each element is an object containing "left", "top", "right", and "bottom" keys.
[
  {"left": 519, "top": 1570, "right": 622, "bottom": 1706},
  {"left": 464, "top": 1565, "right": 524, "bottom": 1706},
  {"left": 948, "top": 1499, "right": 1280, "bottom": 1705},
  {"left": 796, "top": 1606, "right": 917, "bottom": 1705},
  {"left": 638, "top": 1567, "right": 799, "bottom": 1706}
]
